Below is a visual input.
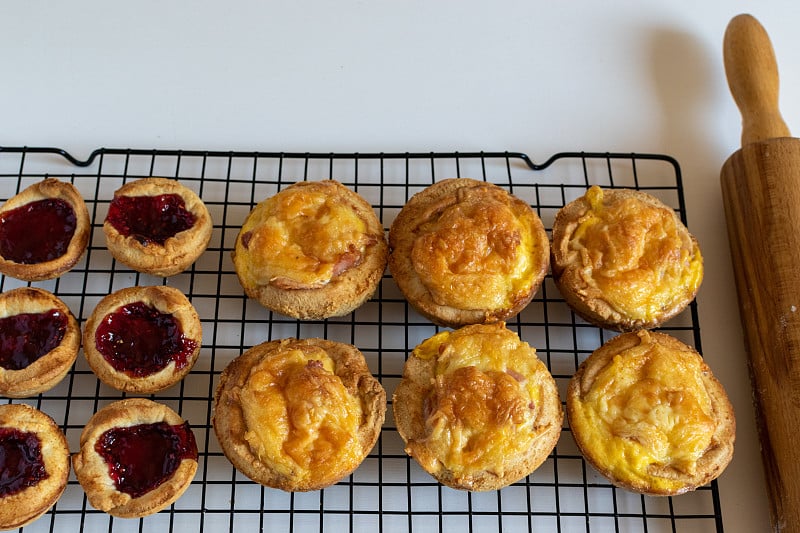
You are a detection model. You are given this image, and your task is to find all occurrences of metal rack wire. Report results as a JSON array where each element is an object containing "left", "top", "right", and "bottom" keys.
[{"left": 0, "top": 147, "right": 723, "bottom": 533}]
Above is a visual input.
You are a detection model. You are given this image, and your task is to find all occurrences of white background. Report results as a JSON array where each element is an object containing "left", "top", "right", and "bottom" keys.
[{"left": 5, "top": 1, "right": 800, "bottom": 531}]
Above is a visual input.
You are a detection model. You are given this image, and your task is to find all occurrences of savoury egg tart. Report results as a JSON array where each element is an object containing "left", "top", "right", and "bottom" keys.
[
  {"left": 0, "top": 178, "right": 90, "bottom": 281},
  {"left": 0, "top": 287, "right": 80, "bottom": 398},
  {"left": 82, "top": 285, "right": 202, "bottom": 393},
  {"left": 393, "top": 322, "right": 562, "bottom": 491},
  {"left": 213, "top": 337, "right": 386, "bottom": 492},
  {"left": 551, "top": 186, "right": 703, "bottom": 331},
  {"left": 566, "top": 330, "right": 735, "bottom": 496},
  {"left": 72, "top": 398, "right": 198, "bottom": 518},
  {"left": 103, "top": 177, "right": 212, "bottom": 277},
  {"left": 388, "top": 178, "right": 549, "bottom": 328},
  {"left": 232, "top": 180, "right": 388, "bottom": 320}
]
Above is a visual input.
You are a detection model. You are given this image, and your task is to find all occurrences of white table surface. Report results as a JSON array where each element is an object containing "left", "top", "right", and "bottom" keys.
[{"left": 5, "top": 1, "right": 800, "bottom": 531}]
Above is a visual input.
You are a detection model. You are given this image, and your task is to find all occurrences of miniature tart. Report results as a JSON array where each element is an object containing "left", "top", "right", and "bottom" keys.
[
  {"left": 213, "top": 337, "right": 386, "bottom": 491},
  {"left": 551, "top": 185, "right": 703, "bottom": 331},
  {"left": 72, "top": 398, "right": 198, "bottom": 518},
  {"left": 388, "top": 178, "right": 550, "bottom": 328},
  {"left": 232, "top": 180, "right": 388, "bottom": 319},
  {"left": 0, "top": 287, "right": 80, "bottom": 398},
  {"left": 82, "top": 285, "right": 202, "bottom": 393},
  {"left": 567, "top": 330, "right": 735, "bottom": 496},
  {"left": 0, "top": 403, "right": 70, "bottom": 530},
  {"left": 103, "top": 177, "right": 212, "bottom": 277},
  {"left": 0, "top": 178, "right": 90, "bottom": 281},
  {"left": 393, "top": 322, "right": 563, "bottom": 491}
]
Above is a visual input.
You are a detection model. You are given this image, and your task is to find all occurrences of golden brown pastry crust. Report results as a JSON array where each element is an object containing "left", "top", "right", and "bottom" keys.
[
  {"left": 393, "top": 322, "right": 562, "bottom": 491},
  {"left": 71, "top": 398, "right": 198, "bottom": 518},
  {"left": 0, "top": 287, "right": 80, "bottom": 398},
  {"left": 103, "top": 177, "right": 212, "bottom": 277},
  {"left": 0, "top": 178, "right": 90, "bottom": 281},
  {"left": 213, "top": 337, "right": 386, "bottom": 491},
  {"left": 388, "top": 178, "right": 549, "bottom": 328},
  {"left": 82, "top": 285, "right": 202, "bottom": 393},
  {"left": 0, "top": 403, "right": 70, "bottom": 530},
  {"left": 232, "top": 180, "right": 388, "bottom": 319},
  {"left": 566, "top": 330, "right": 735, "bottom": 496},
  {"left": 551, "top": 186, "right": 703, "bottom": 331}
]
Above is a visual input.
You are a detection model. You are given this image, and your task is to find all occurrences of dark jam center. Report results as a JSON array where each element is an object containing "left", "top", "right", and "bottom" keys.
[
  {"left": 95, "top": 422, "right": 197, "bottom": 499},
  {"left": 0, "top": 198, "right": 77, "bottom": 264},
  {"left": 0, "top": 310, "right": 68, "bottom": 371},
  {"left": 94, "top": 301, "right": 197, "bottom": 377},
  {"left": 106, "top": 193, "right": 196, "bottom": 246},
  {"left": 0, "top": 428, "right": 48, "bottom": 497}
]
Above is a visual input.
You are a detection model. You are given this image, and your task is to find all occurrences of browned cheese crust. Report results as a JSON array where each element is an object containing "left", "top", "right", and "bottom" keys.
[
  {"left": 566, "top": 331, "right": 735, "bottom": 496},
  {"left": 0, "top": 404, "right": 71, "bottom": 530},
  {"left": 232, "top": 180, "right": 388, "bottom": 320},
  {"left": 0, "top": 287, "right": 80, "bottom": 397},
  {"left": 82, "top": 285, "right": 202, "bottom": 393},
  {"left": 71, "top": 398, "right": 198, "bottom": 518},
  {"left": 213, "top": 337, "right": 386, "bottom": 491},
  {"left": 388, "top": 178, "right": 549, "bottom": 328},
  {"left": 103, "top": 177, "right": 213, "bottom": 277},
  {"left": 0, "top": 178, "right": 90, "bottom": 281}
]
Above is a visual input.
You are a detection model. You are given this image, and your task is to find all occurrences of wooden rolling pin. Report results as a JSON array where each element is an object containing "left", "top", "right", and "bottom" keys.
[{"left": 721, "top": 13, "right": 800, "bottom": 532}]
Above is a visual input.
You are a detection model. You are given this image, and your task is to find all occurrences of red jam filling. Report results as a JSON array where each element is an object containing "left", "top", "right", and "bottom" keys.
[
  {"left": 95, "top": 422, "right": 197, "bottom": 499},
  {"left": 0, "top": 310, "right": 68, "bottom": 371},
  {"left": 94, "top": 301, "right": 197, "bottom": 378},
  {"left": 0, "top": 427, "right": 48, "bottom": 497},
  {"left": 106, "top": 194, "right": 196, "bottom": 246},
  {"left": 0, "top": 199, "right": 77, "bottom": 264}
]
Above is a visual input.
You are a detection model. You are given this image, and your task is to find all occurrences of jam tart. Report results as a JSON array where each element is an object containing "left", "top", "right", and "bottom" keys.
[
  {"left": 82, "top": 285, "right": 202, "bottom": 393},
  {"left": 213, "top": 337, "right": 386, "bottom": 491},
  {"left": 0, "top": 287, "right": 80, "bottom": 398},
  {"left": 103, "top": 177, "right": 212, "bottom": 277},
  {"left": 72, "top": 398, "right": 198, "bottom": 518},
  {"left": 232, "top": 180, "right": 388, "bottom": 320},
  {"left": 0, "top": 178, "right": 90, "bottom": 281}
]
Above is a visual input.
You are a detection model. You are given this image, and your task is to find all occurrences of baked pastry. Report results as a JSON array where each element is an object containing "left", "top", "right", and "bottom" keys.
[
  {"left": 213, "top": 337, "right": 386, "bottom": 491},
  {"left": 0, "top": 287, "right": 80, "bottom": 398},
  {"left": 388, "top": 178, "right": 549, "bottom": 328},
  {"left": 82, "top": 285, "right": 202, "bottom": 393},
  {"left": 0, "top": 178, "right": 90, "bottom": 281},
  {"left": 72, "top": 398, "right": 198, "bottom": 518},
  {"left": 103, "top": 177, "right": 212, "bottom": 277},
  {"left": 232, "top": 180, "right": 388, "bottom": 319},
  {"left": 551, "top": 185, "right": 703, "bottom": 331},
  {"left": 0, "top": 403, "right": 70, "bottom": 530},
  {"left": 393, "top": 322, "right": 562, "bottom": 491},
  {"left": 566, "top": 330, "right": 735, "bottom": 496}
]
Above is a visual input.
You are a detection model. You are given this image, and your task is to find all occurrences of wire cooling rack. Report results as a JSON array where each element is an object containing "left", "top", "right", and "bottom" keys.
[{"left": 0, "top": 147, "right": 722, "bottom": 533}]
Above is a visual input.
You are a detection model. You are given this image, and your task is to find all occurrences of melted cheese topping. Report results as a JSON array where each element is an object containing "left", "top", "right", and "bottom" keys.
[
  {"left": 237, "top": 183, "right": 371, "bottom": 288},
  {"left": 239, "top": 346, "right": 363, "bottom": 482},
  {"left": 413, "top": 323, "right": 549, "bottom": 479},
  {"left": 411, "top": 186, "right": 538, "bottom": 310},
  {"left": 569, "top": 186, "right": 703, "bottom": 322},
  {"left": 571, "top": 331, "right": 715, "bottom": 492}
]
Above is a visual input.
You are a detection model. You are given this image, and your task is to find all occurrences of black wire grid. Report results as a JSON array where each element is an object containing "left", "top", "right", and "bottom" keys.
[{"left": 0, "top": 147, "right": 723, "bottom": 533}]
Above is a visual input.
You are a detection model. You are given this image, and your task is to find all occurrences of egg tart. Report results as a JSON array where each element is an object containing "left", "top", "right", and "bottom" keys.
[
  {"left": 388, "top": 178, "right": 549, "bottom": 328},
  {"left": 551, "top": 185, "right": 703, "bottom": 331},
  {"left": 232, "top": 180, "right": 388, "bottom": 319},
  {"left": 393, "top": 322, "right": 562, "bottom": 491},
  {"left": 213, "top": 337, "right": 386, "bottom": 491},
  {"left": 0, "top": 178, "right": 90, "bottom": 281},
  {"left": 72, "top": 398, "right": 198, "bottom": 518},
  {"left": 0, "top": 403, "right": 70, "bottom": 530},
  {"left": 566, "top": 330, "right": 735, "bottom": 496},
  {"left": 82, "top": 285, "right": 202, "bottom": 393},
  {"left": 0, "top": 287, "right": 80, "bottom": 398},
  {"left": 103, "top": 177, "right": 212, "bottom": 277}
]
